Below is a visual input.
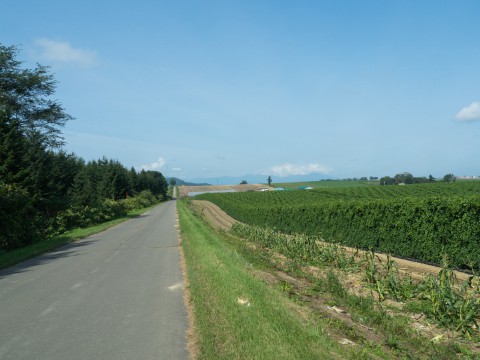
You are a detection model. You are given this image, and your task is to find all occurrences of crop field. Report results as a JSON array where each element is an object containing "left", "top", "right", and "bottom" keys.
[
  {"left": 273, "top": 180, "right": 480, "bottom": 200},
  {"left": 195, "top": 181, "right": 480, "bottom": 270},
  {"left": 185, "top": 182, "right": 480, "bottom": 348}
]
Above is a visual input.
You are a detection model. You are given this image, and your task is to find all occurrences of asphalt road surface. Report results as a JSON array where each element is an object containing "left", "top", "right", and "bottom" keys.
[{"left": 0, "top": 201, "right": 188, "bottom": 360}]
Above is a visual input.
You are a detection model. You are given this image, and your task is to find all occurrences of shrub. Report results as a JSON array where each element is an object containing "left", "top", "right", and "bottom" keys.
[
  {"left": 49, "top": 191, "right": 157, "bottom": 235},
  {"left": 122, "top": 190, "right": 157, "bottom": 211}
]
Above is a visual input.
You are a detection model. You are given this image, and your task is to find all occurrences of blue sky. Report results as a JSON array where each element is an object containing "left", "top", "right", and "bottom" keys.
[{"left": 2, "top": 0, "right": 479, "bottom": 181}]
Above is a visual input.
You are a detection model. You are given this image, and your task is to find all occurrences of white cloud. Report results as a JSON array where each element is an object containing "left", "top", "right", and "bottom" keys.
[
  {"left": 34, "top": 38, "right": 96, "bottom": 66},
  {"left": 270, "top": 163, "right": 332, "bottom": 177},
  {"left": 141, "top": 157, "right": 165, "bottom": 171},
  {"left": 172, "top": 167, "right": 182, "bottom": 172},
  {"left": 456, "top": 101, "right": 480, "bottom": 122}
]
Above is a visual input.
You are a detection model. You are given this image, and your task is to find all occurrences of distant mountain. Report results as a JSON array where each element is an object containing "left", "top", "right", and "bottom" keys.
[
  {"left": 166, "top": 177, "right": 210, "bottom": 186},
  {"left": 186, "top": 173, "right": 333, "bottom": 186}
]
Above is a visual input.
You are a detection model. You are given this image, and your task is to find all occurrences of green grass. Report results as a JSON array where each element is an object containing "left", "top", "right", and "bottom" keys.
[
  {"left": 0, "top": 204, "right": 158, "bottom": 270},
  {"left": 178, "top": 199, "right": 354, "bottom": 360}
]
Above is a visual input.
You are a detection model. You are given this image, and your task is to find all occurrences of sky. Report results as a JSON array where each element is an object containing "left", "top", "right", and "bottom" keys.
[{"left": 2, "top": 0, "right": 479, "bottom": 182}]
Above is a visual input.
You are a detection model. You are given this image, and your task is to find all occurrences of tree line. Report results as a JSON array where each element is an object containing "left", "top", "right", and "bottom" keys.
[
  {"left": 379, "top": 172, "right": 455, "bottom": 185},
  {"left": 1, "top": 44, "right": 167, "bottom": 250}
]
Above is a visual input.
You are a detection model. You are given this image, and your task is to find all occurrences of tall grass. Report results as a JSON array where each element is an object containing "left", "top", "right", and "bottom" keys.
[{"left": 231, "top": 222, "right": 480, "bottom": 341}]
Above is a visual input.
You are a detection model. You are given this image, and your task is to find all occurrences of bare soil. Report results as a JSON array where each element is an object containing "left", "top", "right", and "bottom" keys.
[{"left": 190, "top": 200, "right": 238, "bottom": 231}]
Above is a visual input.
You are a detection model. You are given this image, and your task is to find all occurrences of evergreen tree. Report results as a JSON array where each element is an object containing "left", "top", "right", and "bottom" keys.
[
  {"left": 128, "top": 167, "right": 138, "bottom": 197},
  {"left": 46, "top": 150, "right": 83, "bottom": 213},
  {"left": 0, "top": 119, "right": 28, "bottom": 185}
]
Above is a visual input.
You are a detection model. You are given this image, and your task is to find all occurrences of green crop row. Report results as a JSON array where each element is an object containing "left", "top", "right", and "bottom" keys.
[{"left": 197, "top": 191, "right": 480, "bottom": 270}]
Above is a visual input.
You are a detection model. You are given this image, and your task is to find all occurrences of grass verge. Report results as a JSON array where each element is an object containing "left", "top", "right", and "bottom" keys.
[
  {"left": 179, "top": 199, "right": 356, "bottom": 360},
  {"left": 0, "top": 204, "right": 158, "bottom": 270}
]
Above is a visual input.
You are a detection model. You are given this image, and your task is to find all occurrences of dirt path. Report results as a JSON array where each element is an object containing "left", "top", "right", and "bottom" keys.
[{"left": 192, "top": 200, "right": 470, "bottom": 282}]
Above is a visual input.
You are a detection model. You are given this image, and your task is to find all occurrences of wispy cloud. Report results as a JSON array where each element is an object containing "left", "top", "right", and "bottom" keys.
[
  {"left": 172, "top": 167, "right": 182, "bottom": 172},
  {"left": 270, "top": 163, "right": 331, "bottom": 177},
  {"left": 141, "top": 157, "right": 165, "bottom": 171},
  {"left": 455, "top": 101, "right": 480, "bottom": 122},
  {"left": 34, "top": 38, "right": 96, "bottom": 66}
]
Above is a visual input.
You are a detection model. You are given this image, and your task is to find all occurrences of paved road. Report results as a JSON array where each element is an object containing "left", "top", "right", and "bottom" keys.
[{"left": 0, "top": 201, "right": 188, "bottom": 360}]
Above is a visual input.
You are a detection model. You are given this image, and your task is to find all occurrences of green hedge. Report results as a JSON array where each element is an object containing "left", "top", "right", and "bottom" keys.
[
  {"left": 199, "top": 193, "right": 480, "bottom": 270},
  {"left": 48, "top": 190, "right": 158, "bottom": 236}
]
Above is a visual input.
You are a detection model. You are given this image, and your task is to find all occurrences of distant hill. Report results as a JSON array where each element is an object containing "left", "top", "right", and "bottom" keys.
[
  {"left": 166, "top": 177, "right": 210, "bottom": 186},
  {"left": 186, "top": 173, "right": 333, "bottom": 186}
]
